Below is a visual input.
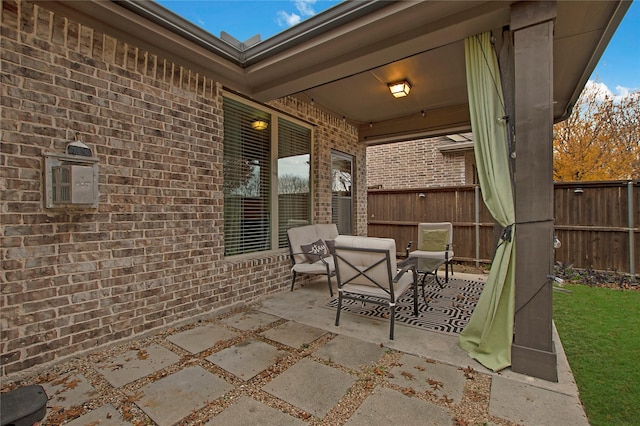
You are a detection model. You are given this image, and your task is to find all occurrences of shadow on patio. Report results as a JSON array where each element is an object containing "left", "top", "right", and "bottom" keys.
[{"left": 6, "top": 272, "right": 587, "bottom": 426}]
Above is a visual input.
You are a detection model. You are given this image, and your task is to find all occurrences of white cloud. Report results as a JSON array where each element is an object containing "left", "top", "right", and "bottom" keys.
[
  {"left": 614, "top": 85, "right": 631, "bottom": 98},
  {"left": 276, "top": 11, "right": 301, "bottom": 27},
  {"left": 295, "top": 0, "right": 317, "bottom": 17},
  {"left": 276, "top": 0, "right": 317, "bottom": 28},
  {"left": 585, "top": 80, "right": 636, "bottom": 103}
]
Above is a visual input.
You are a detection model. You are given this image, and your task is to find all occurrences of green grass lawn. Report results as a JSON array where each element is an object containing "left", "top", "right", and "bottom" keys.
[{"left": 553, "top": 284, "right": 640, "bottom": 426}]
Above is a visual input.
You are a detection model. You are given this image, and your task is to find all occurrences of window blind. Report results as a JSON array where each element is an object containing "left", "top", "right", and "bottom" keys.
[{"left": 223, "top": 97, "right": 271, "bottom": 256}]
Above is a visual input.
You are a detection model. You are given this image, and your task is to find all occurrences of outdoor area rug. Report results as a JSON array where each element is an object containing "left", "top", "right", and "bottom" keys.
[{"left": 326, "top": 277, "right": 485, "bottom": 335}]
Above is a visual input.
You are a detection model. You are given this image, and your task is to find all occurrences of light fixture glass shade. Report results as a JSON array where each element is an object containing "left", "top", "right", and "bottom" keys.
[
  {"left": 388, "top": 80, "right": 411, "bottom": 98},
  {"left": 251, "top": 120, "right": 269, "bottom": 130}
]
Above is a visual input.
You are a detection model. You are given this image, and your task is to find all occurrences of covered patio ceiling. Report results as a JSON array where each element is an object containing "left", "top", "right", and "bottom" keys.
[{"left": 44, "top": 0, "right": 629, "bottom": 145}]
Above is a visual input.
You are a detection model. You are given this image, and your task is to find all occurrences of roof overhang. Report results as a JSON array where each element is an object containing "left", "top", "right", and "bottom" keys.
[{"left": 37, "top": 0, "right": 631, "bottom": 144}]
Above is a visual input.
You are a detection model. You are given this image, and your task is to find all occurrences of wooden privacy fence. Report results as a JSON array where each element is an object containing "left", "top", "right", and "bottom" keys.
[{"left": 367, "top": 181, "right": 639, "bottom": 275}]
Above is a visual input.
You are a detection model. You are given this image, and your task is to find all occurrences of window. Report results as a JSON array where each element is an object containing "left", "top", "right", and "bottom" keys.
[
  {"left": 331, "top": 151, "right": 353, "bottom": 235},
  {"left": 278, "top": 118, "right": 311, "bottom": 247},
  {"left": 223, "top": 96, "right": 312, "bottom": 256}
]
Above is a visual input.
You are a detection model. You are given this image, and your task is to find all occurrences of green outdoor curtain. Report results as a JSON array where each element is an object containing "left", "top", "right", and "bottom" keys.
[{"left": 459, "top": 32, "right": 516, "bottom": 372}]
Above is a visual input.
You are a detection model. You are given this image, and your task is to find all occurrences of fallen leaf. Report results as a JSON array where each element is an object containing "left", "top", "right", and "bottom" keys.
[
  {"left": 402, "top": 387, "right": 416, "bottom": 396},
  {"left": 428, "top": 378, "right": 443, "bottom": 390},
  {"left": 401, "top": 371, "right": 415, "bottom": 380}
]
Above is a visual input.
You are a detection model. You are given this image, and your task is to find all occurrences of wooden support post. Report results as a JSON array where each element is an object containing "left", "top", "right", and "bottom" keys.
[{"left": 511, "top": 1, "right": 558, "bottom": 382}]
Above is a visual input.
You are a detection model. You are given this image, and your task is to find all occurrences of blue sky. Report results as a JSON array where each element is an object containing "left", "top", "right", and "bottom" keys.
[
  {"left": 157, "top": 0, "right": 639, "bottom": 97},
  {"left": 589, "top": 0, "right": 639, "bottom": 97}
]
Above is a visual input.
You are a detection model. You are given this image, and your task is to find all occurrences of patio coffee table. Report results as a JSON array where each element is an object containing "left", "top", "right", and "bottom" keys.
[{"left": 397, "top": 257, "right": 447, "bottom": 298}]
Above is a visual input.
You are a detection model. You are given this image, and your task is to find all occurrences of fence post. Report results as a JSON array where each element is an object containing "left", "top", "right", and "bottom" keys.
[
  {"left": 629, "top": 181, "right": 636, "bottom": 279},
  {"left": 475, "top": 185, "right": 480, "bottom": 268}
]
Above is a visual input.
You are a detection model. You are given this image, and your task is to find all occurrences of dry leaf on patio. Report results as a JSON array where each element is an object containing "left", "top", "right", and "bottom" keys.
[
  {"left": 126, "top": 390, "right": 144, "bottom": 402},
  {"left": 63, "top": 379, "right": 80, "bottom": 390},
  {"left": 440, "top": 394, "right": 454, "bottom": 404},
  {"left": 401, "top": 371, "right": 415, "bottom": 380},
  {"left": 454, "top": 417, "right": 469, "bottom": 426},
  {"left": 402, "top": 387, "right": 416, "bottom": 396},
  {"left": 428, "top": 378, "right": 444, "bottom": 390},
  {"left": 122, "top": 403, "right": 134, "bottom": 421},
  {"left": 372, "top": 366, "right": 386, "bottom": 376},
  {"left": 459, "top": 365, "right": 476, "bottom": 379}
]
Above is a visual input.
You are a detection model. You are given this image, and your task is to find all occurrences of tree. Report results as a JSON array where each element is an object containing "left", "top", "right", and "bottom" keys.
[
  {"left": 553, "top": 82, "right": 640, "bottom": 181},
  {"left": 278, "top": 174, "right": 309, "bottom": 194}
]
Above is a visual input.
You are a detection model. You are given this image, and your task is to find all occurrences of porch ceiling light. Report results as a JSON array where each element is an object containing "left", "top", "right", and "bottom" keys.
[
  {"left": 388, "top": 80, "right": 411, "bottom": 98},
  {"left": 251, "top": 120, "right": 268, "bottom": 130}
]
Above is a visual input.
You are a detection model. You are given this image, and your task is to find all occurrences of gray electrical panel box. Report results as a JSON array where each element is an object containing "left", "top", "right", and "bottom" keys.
[
  {"left": 44, "top": 152, "right": 99, "bottom": 209},
  {"left": 52, "top": 164, "right": 95, "bottom": 204}
]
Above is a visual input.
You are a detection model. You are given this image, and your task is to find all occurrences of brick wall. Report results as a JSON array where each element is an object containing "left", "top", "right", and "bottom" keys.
[
  {"left": 0, "top": 0, "right": 361, "bottom": 376},
  {"left": 366, "top": 138, "right": 470, "bottom": 189}
]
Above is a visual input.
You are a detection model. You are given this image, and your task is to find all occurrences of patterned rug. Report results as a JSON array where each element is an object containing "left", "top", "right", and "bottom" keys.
[{"left": 326, "top": 277, "right": 485, "bottom": 335}]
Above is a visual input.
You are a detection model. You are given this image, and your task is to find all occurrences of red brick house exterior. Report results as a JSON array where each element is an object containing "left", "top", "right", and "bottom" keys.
[
  {"left": 0, "top": 1, "right": 366, "bottom": 376},
  {"left": 367, "top": 137, "right": 476, "bottom": 190}
]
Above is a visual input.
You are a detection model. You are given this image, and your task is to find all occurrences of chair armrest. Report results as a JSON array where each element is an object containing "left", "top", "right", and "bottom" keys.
[
  {"left": 405, "top": 241, "right": 413, "bottom": 258},
  {"left": 393, "top": 263, "right": 415, "bottom": 283}
]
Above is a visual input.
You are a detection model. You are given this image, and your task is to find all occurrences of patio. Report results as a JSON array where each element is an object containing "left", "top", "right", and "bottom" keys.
[
  {"left": 6, "top": 273, "right": 588, "bottom": 425},
  {"left": 2, "top": 0, "right": 631, "bottom": 384}
]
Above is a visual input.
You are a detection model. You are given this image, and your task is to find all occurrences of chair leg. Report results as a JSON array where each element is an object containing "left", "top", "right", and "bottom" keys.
[
  {"left": 290, "top": 271, "right": 297, "bottom": 292},
  {"left": 335, "top": 294, "right": 343, "bottom": 326},
  {"left": 389, "top": 304, "right": 395, "bottom": 340},
  {"left": 326, "top": 274, "right": 334, "bottom": 297}
]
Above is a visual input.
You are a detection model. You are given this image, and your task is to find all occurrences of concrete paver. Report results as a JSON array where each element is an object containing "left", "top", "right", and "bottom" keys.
[
  {"left": 137, "top": 366, "right": 233, "bottom": 426},
  {"left": 203, "top": 396, "right": 306, "bottom": 426},
  {"left": 312, "top": 334, "right": 386, "bottom": 371},
  {"left": 221, "top": 311, "right": 281, "bottom": 331},
  {"left": 95, "top": 344, "right": 180, "bottom": 387},
  {"left": 63, "top": 404, "right": 123, "bottom": 426},
  {"left": 206, "top": 338, "right": 289, "bottom": 380},
  {"left": 263, "top": 358, "right": 356, "bottom": 418},
  {"left": 489, "top": 375, "right": 590, "bottom": 426},
  {"left": 387, "top": 353, "right": 465, "bottom": 403},
  {"left": 344, "top": 386, "right": 451, "bottom": 426},
  {"left": 168, "top": 323, "right": 238, "bottom": 354},
  {"left": 261, "top": 321, "right": 327, "bottom": 349},
  {"left": 40, "top": 370, "right": 98, "bottom": 410}
]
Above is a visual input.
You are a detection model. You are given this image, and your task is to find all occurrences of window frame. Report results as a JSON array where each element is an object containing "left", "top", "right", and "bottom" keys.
[{"left": 223, "top": 92, "right": 314, "bottom": 258}]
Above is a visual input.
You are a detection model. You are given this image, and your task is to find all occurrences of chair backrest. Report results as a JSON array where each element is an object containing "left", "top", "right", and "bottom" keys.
[
  {"left": 287, "top": 224, "right": 339, "bottom": 264},
  {"left": 417, "top": 222, "right": 452, "bottom": 252},
  {"left": 333, "top": 236, "right": 396, "bottom": 289}
]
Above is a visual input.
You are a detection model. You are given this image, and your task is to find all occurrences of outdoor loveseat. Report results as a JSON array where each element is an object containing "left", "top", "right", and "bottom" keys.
[{"left": 287, "top": 224, "right": 339, "bottom": 296}]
